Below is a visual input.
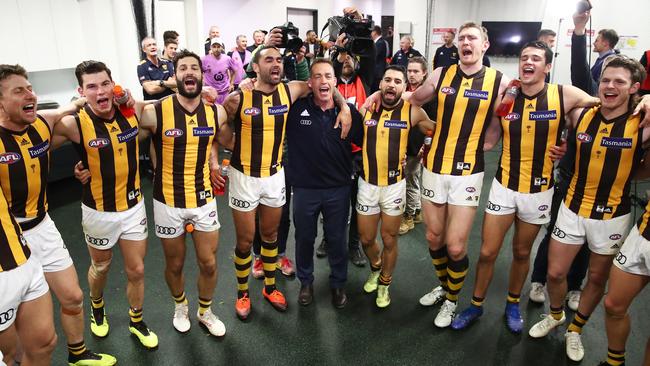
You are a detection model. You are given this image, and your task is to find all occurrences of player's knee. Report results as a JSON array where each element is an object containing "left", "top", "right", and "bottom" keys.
[
  {"left": 546, "top": 266, "right": 566, "bottom": 283},
  {"left": 60, "top": 285, "right": 84, "bottom": 311},
  {"left": 426, "top": 228, "right": 443, "bottom": 247},
  {"left": 198, "top": 258, "right": 217, "bottom": 277},
  {"left": 446, "top": 245, "right": 466, "bottom": 260},
  {"left": 89, "top": 259, "right": 111, "bottom": 279},
  {"left": 587, "top": 269, "right": 608, "bottom": 288},
  {"left": 603, "top": 295, "right": 626, "bottom": 318},
  {"left": 24, "top": 329, "right": 57, "bottom": 358},
  {"left": 126, "top": 262, "right": 145, "bottom": 283},
  {"left": 512, "top": 246, "right": 532, "bottom": 262},
  {"left": 479, "top": 246, "right": 498, "bottom": 264}
]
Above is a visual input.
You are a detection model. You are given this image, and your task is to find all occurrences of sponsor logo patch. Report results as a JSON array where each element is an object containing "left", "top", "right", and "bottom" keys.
[
  {"left": 463, "top": 89, "right": 489, "bottom": 100},
  {"left": 534, "top": 177, "right": 549, "bottom": 186},
  {"left": 601, "top": 137, "right": 633, "bottom": 149},
  {"left": 193, "top": 127, "right": 215, "bottom": 137},
  {"left": 268, "top": 104, "right": 289, "bottom": 115},
  {"left": 0, "top": 152, "right": 21, "bottom": 164},
  {"left": 117, "top": 127, "right": 138, "bottom": 143},
  {"left": 528, "top": 110, "right": 558, "bottom": 121},
  {"left": 365, "top": 119, "right": 378, "bottom": 126},
  {"left": 28, "top": 140, "right": 50, "bottom": 158},
  {"left": 486, "top": 201, "right": 501, "bottom": 211},
  {"left": 609, "top": 233, "right": 622, "bottom": 240},
  {"left": 456, "top": 162, "right": 471, "bottom": 171},
  {"left": 538, "top": 205, "right": 549, "bottom": 211},
  {"left": 596, "top": 205, "right": 613, "bottom": 214},
  {"left": 384, "top": 120, "right": 408, "bottom": 129},
  {"left": 465, "top": 187, "right": 476, "bottom": 193},
  {"left": 388, "top": 169, "right": 401, "bottom": 178}
]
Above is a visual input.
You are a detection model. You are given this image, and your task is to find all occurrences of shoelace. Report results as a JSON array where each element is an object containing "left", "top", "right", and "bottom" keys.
[
  {"left": 440, "top": 302, "right": 455, "bottom": 316},
  {"left": 174, "top": 305, "right": 188, "bottom": 319},
  {"left": 567, "top": 334, "right": 583, "bottom": 351}
]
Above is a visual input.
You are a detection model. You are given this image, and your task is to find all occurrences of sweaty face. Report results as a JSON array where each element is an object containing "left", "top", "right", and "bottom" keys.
[
  {"left": 457, "top": 27, "right": 488, "bottom": 67},
  {"left": 254, "top": 48, "right": 283, "bottom": 85},
  {"left": 175, "top": 57, "right": 203, "bottom": 98},
  {"left": 598, "top": 66, "right": 638, "bottom": 110},
  {"left": 380, "top": 70, "right": 405, "bottom": 106},
  {"left": 519, "top": 47, "right": 550, "bottom": 85},
  {"left": 308, "top": 63, "right": 336, "bottom": 105},
  {"left": 79, "top": 71, "right": 114, "bottom": 116},
  {"left": 0, "top": 75, "right": 38, "bottom": 126},
  {"left": 407, "top": 63, "right": 426, "bottom": 87}
]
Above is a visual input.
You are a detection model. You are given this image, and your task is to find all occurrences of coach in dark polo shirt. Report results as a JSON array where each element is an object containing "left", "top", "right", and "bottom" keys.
[{"left": 286, "top": 59, "right": 363, "bottom": 309}]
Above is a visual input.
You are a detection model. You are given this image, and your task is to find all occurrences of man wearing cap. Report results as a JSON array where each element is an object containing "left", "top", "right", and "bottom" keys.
[
  {"left": 137, "top": 37, "right": 177, "bottom": 100},
  {"left": 202, "top": 38, "right": 238, "bottom": 104}
]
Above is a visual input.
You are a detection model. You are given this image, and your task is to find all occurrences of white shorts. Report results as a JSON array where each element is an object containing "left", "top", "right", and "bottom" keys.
[
  {"left": 20, "top": 214, "right": 73, "bottom": 273},
  {"left": 421, "top": 169, "right": 483, "bottom": 207},
  {"left": 614, "top": 226, "right": 650, "bottom": 276},
  {"left": 82, "top": 200, "right": 148, "bottom": 250},
  {"left": 551, "top": 203, "right": 632, "bottom": 255},
  {"left": 153, "top": 199, "right": 220, "bottom": 238},
  {"left": 356, "top": 178, "right": 406, "bottom": 216},
  {"left": 484, "top": 179, "right": 553, "bottom": 225},
  {"left": 228, "top": 168, "right": 286, "bottom": 212},
  {"left": 0, "top": 256, "right": 49, "bottom": 331}
]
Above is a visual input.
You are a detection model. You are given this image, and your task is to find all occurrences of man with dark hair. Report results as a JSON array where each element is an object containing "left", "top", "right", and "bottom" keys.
[
  {"left": 55, "top": 60, "right": 159, "bottom": 349},
  {"left": 202, "top": 37, "right": 237, "bottom": 104},
  {"left": 371, "top": 25, "right": 389, "bottom": 92},
  {"left": 138, "top": 37, "right": 176, "bottom": 100},
  {"left": 162, "top": 39, "right": 178, "bottom": 62},
  {"left": 288, "top": 59, "right": 364, "bottom": 307},
  {"left": 221, "top": 29, "right": 352, "bottom": 321},
  {"left": 357, "top": 65, "right": 434, "bottom": 308},
  {"left": 0, "top": 64, "right": 116, "bottom": 365},
  {"left": 399, "top": 56, "right": 430, "bottom": 235},
  {"left": 450, "top": 41, "right": 598, "bottom": 334},
  {"left": 571, "top": 9, "right": 619, "bottom": 95},
  {"left": 529, "top": 55, "right": 650, "bottom": 362},
  {"left": 137, "top": 49, "right": 232, "bottom": 337},
  {"left": 537, "top": 29, "right": 557, "bottom": 49},
  {"left": 163, "top": 30, "right": 179, "bottom": 43},
  {"left": 304, "top": 30, "right": 322, "bottom": 62},
  {"left": 433, "top": 31, "right": 458, "bottom": 69}
]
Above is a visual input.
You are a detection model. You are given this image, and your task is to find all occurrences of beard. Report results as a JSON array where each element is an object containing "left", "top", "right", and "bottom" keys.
[{"left": 177, "top": 77, "right": 203, "bottom": 98}]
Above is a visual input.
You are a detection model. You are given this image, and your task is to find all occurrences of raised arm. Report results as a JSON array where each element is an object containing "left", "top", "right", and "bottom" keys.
[
  {"left": 139, "top": 103, "right": 158, "bottom": 135},
  {"left": 562, "top": 84, "right": 600, "bottom": 112},
  {"left": 39, "top": 97, "right": 86, "bottom": 131}
]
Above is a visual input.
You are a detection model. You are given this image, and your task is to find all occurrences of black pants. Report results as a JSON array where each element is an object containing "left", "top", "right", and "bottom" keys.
[
  {"left": 293, "top": 186, "right": 350, "bottom": 288},
  {"left": 530, "top": 176, "right": 590, "bottom": 290}
]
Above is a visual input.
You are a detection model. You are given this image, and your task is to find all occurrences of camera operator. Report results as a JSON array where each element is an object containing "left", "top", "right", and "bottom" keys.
[{"left": 331, "top": 34, "right": 375, "bottom": 108}]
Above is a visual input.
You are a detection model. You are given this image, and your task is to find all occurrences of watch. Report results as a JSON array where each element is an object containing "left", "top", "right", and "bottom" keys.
[{"left": 159, "top": 80, "right": 165, "bottom": 87}]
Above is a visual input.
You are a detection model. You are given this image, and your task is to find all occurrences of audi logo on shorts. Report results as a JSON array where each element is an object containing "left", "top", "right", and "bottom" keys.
[
  {"left": 0, "top": 308, "right": 15, "bottom": 325},
  {"left": 609, "top": 233, "right": 622, "bottom": 240},
  {"left": 356, "top": 203, "right": 370, "bottom": 212},
  {"left": 230, "top": 198, "right": 251, "bottom": 209},
  {"left": 156, "top": 225, "right": 177, "bottom": 235},
  {"left": 86, "top": 234, "right": 109, "bottom": 246},
  {"left": 422, "top": 189, "right": 435, "bottom": 198},
  {"left": 615, "top": 252, "right": 627, "bottom": 265},
  {"left": 486, "top": 201, "right": 501, "bottom": 211},
  {"left": 552, "top": 226, "right": 566, "bottom": 239}
]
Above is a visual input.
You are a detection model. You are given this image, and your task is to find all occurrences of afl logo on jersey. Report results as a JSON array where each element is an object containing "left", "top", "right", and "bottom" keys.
[
  {"left": 365, "top": 119, "right": 378, "bottom": 127},
  {"left": 164, "top": 129, "right": 184, "bottom": 138},
  {"left": 441, "top": 87, "right": 456, "bottom": 95},
  {"left": 0, "top": 152, "right": 22, "bottom": 164},
  {"left": 88, "top": 138, "right": 110, "bottom": 148},
  {"left": 243, "top": 107, "right": 261, "bottom": 116},
  {"left": 504, "top": 112, "right": 520, "bottom": 121},
  {"left": 577, "top": 133, "right": 592, "bottom": 143}
]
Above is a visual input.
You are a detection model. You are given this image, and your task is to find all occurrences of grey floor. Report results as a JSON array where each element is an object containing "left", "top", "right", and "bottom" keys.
[{"left": 45, "top": 148, "right": 650, "bottom": 365}]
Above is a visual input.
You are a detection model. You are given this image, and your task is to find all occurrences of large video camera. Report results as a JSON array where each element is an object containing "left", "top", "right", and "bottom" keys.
[
  {"left": 275, "top": 22, "right": 303, "bottom": 53},
  {"left": 326, "top": 15, "right": 374, "bottom": 57}
]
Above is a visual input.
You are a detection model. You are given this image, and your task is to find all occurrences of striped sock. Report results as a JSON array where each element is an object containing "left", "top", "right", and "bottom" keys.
[
  {"left": 129, "top": 307, "right": 143, "bottom": 323},
  {"left": 173, "top": 291, "right": 187, "bottom": 305},
  {"left": 91, "top": 295, "right": 104, "bottom": 309},
  {"left": 429, "top": 247, "right": 449, "bottom": 291},
  {"left": 507, "top": 292, "right": 521, "bottom": 304},
  {"left": 261, "top": 241, "right": 278, "bottom": 293},
  {"left": 198, "top": 297, "right": 212, "bottom": 316},
  {"left": 370, "top": 263, "right": 382, "bottom": 273},
  {"left": 379, "top": 272, "right": 392, "bottom": 286},
  {"left": 67, "top": 340, "right": 87, "bottom": 357},
  {"left": 445, "top": 255, "right": 469, "bottom": 303},
  {"left": 606, "top": 348, "right": 625, "bottom": 366},
  {"left": 550, "top": 305, "right": 564, "bottom": 321},
  {"left": 234, "top": 249, "right": 252, "bottom": 297},
  {"left": 567, "top": 311, "right": 590, "bottom": 334},
  {"left": 470, "top": 296, "right": 484, "bottom": 308}
]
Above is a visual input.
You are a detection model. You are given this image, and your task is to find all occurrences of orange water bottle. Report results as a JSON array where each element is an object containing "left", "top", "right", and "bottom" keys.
[
  {"left": 495, "top": 79, "right": 521, "bottom": 117},
  {"left": 214, "top": 159, "right": 230, "bottom": 196},
  {"left": 113, "top": 85, "right": 135, "bottom": 118}
]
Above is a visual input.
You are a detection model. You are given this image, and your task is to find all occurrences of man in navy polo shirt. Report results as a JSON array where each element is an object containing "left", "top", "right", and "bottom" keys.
[
  {"left": 286, "top": 59, "right": 363, "bottom": 308},
  {"left": 137, "top": 37, "right": 176, "bottom": 100}
]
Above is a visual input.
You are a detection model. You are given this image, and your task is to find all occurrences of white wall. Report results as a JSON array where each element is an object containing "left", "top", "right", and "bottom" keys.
[{"left": 426, "top": 0, "right": 650, "bottom": 85}]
